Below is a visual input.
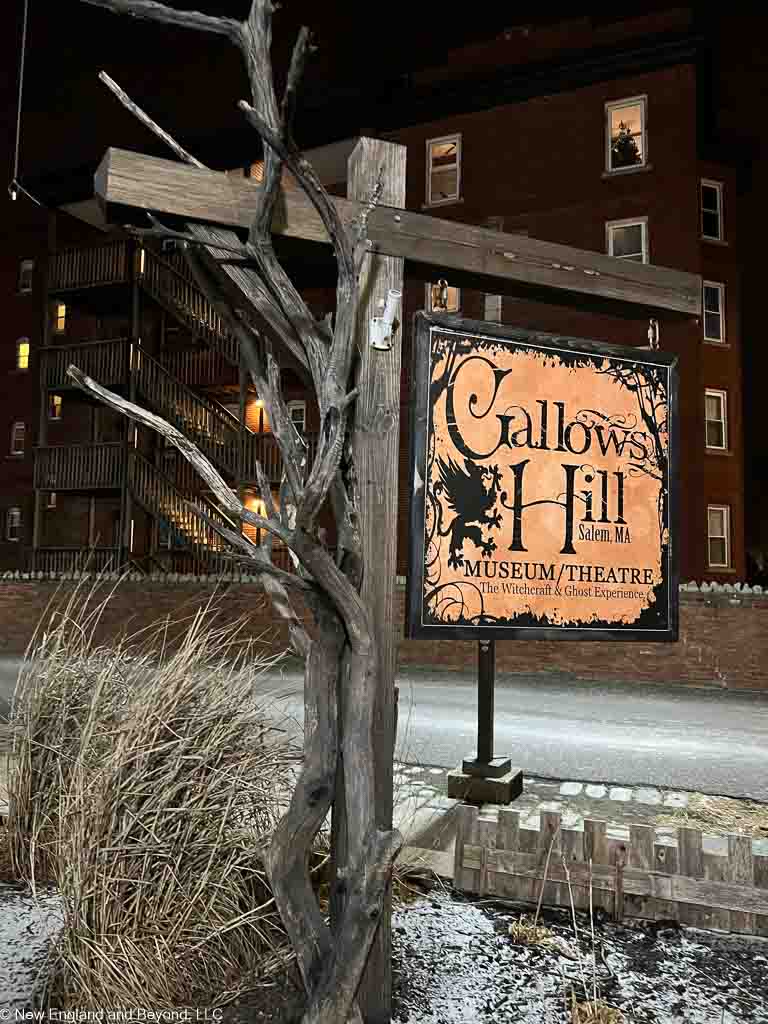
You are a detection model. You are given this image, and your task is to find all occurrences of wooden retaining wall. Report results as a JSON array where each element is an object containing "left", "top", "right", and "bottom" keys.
[{"left": 451, "top": 804, "right": 768, "bottom": 936}]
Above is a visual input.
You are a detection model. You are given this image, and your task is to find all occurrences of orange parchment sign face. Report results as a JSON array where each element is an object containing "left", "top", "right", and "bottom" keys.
[{"left": 408, "top": 318, "right": 678, "bottom": 641}]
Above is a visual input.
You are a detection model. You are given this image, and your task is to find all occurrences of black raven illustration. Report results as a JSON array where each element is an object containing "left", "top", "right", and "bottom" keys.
[{"left": 435, "top": 457, "right": 503, "bottom": 568}]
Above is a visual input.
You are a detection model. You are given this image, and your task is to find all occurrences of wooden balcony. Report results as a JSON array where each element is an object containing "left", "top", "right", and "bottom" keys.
[
  {"left": 27, "top": 547, "right": 122, "bottom": 575},
  {"left": 34, "top": 443, "right": 124, "bottom": 491},
  {"left": 49, "top": 240, "right": 132, "bottom": 292},
  {"left": 42, "top": 338, "right": 129, "bottom": 390},
  {"left": 159, "top": 347, "right": 237, "bottom": 389}
]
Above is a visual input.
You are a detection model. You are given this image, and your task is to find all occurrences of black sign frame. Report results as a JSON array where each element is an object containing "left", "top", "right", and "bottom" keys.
[{"left": 406, "top": 312, "right": 679, "bottom": 643}]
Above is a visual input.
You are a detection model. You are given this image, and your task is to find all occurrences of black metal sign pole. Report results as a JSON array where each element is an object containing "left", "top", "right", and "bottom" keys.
[{"left": 462, "top": 639, "right": 511, "bottom": 780}]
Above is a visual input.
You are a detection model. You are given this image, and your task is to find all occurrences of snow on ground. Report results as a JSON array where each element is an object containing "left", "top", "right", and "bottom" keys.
[{"left": 392, "top": 890, "right": 768, "bottom": 1024}]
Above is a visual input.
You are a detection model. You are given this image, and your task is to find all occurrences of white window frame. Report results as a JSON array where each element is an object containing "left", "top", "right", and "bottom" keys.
[
  {"left": 702, "top": 281, "right": 725, "bottom": 343},
  {"left": 606, "top": 217, "right": 649, "bottom": 264},
  {"left": 17, "top": 258, "right": 34, "bottom": 294},
  {"left": 287, "top": 400, "right": 307, "bottom": 434},
  {"left": 701, "top": 179, "right": 723, "bottom": 241},
  {"left": 605, "top": 94, "right": 647, "bottom": 174},
  {"left": 426, "top": 282, "right": 461, "bottom": 313},
  {"left": 425, "top": 133, "right": 461, "bottom": 207},
  {"left": 6, "top": 507, "right": 22, "bottom": 542},
  {"left": 705, "top": 389, "right": 728, "bottom": 451},
  {"left": 707, "top": 504, "right": 731, "bottom": 568},
  {"left": 16, "top": 338, "right": 30, "bottom": 371},
  {"left": 10, "top": 421, "right": 25, "bottom": 456}
]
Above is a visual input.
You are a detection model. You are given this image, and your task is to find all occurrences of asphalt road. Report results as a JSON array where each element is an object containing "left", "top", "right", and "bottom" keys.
[{"left": 2, "top": 657, "right": 767, "bottom": 801}]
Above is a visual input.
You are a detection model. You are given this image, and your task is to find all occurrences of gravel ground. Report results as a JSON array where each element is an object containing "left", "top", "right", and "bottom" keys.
[
  {"left": 391, "top": 891, "right": 768, "bottom": 1024},
  {"left": 4, "top": 882, "right": 768, "bottom": 1023}
]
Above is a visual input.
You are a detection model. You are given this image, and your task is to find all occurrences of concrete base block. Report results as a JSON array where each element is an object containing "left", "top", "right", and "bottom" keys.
[{"left": 447, "top": 765, "right": 524, "bottom": 805}]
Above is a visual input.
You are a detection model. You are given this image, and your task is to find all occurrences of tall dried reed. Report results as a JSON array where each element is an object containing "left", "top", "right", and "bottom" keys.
[{"left": 7, "top": 578, "right": 300, "bottom": 1009}]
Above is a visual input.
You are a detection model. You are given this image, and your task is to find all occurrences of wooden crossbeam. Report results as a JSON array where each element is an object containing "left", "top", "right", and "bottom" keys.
[{"left": 94, "top": 148, "right": 701, "bottom": 318}]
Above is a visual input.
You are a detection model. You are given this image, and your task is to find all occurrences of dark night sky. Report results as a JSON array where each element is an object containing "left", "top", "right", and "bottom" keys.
[{"left": 2, "top": 2, "right": 691, "bottom": 182}]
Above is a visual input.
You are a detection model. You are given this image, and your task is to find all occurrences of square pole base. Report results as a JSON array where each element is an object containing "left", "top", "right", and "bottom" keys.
[
  {"left": 461, "top": 755, "right": 512, "bottom": 779},
  {"left": 447, "top": 764, "right": 524, "bottom": 805}
]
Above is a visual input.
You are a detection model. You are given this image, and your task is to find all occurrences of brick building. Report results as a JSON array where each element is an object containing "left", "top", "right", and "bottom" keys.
[{"left": 0, "top": 8, "right": 748, "bottom": 582}]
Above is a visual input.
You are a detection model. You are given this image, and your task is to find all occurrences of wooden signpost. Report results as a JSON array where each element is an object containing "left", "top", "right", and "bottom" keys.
[{"left": 83, "top": 131, "right": 696, "bottom": 1024}]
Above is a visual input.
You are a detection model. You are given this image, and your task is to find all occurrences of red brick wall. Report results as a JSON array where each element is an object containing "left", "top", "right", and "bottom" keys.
[{"left": 0, "top": 580, "right": 765, "bottom": 693}]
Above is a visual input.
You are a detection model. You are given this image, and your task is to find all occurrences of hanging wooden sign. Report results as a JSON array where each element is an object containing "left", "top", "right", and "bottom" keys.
[{"left": 407, "top": 313, "right": 679, "bottom": 641}]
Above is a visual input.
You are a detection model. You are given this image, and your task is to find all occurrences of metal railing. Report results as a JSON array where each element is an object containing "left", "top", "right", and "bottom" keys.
[{"left": 34, "top": 443, "right": 124, "bottom": 490}]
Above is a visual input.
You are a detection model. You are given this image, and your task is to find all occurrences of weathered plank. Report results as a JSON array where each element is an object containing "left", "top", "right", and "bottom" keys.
[
  {"left": 654, "top": 840, "right": 681, "bottom": 921},
  {"left": 727, "top": 835, "right": 755, "bottom": 934},
  {"left": 538, "top": 811, "right": 562, "bottom": 907},
  {"left": 95, "top": 148, "right": 702, "bottom": 317},
  {"left": 702, "top": 852, "right": 732, "bottom": 932},
  {"left": 677, "top": 827, "right": 708, "bottom": 928},
  {"left": 461, "top": 845, "right": 768, "bottom": 916},
  {"left": 397, "top": 846, "right": 453, "bottom": 879},
  {"left": 453, "top": 804, "right": 479, "bottom": 892},
  {"left": 755, "top": 854, "right": 768, "bottom": 938},
  {"left": 584, "top": 820, "right": 611, "bottom": 914},
  {"left": 496, "top": 808, "right": 520, "bottom": 853},
  {"left": 351, "top": 138, "right": 407, "bottom": 1024}
]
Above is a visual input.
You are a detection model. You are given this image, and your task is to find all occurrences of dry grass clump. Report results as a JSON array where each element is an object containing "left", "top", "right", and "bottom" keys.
[
  {"left": 569, "top": 993, "right": 625, "bottom": 1023},
  {"left": 656, "top": 792, "right": 768, "bottom": 838},
  {"left": 508, "top": 914, "right": 557, "bottom": 947},
  {"left": 7, "top": 578, "right": 302, "bottom": 1010}
]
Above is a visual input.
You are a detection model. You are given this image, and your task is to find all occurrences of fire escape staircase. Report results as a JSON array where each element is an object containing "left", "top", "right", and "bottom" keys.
[
  {"left": 128, "top": 449, "right": 237, "bottom": 572},
  {"left": 131, "top": 346, "right": 266, "bottom": 484},
  {"left": 139, "top": 247, "right": 240, "bottom": 366}
]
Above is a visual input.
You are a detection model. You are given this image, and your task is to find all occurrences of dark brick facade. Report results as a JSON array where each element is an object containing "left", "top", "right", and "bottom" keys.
[
  {"left": 0, "top": 580, "right": 765, "bottom": 693},
  {"left": 0, "top": 9, "right": 749, "bottom": 592}
]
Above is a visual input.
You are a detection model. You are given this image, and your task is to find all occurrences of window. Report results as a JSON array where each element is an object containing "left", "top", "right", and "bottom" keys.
[
  {"left": 426, "top": 134, "right": 461, "bottom": 206},
  {"left": 46, "top": 492, "right": 57, "bottom": 510},
  {"left": 5, "top": 507, "right": 22, "bottom": 542},
  {"left": 705, "top": 390, "right": 728, "bottom": 450},
  {"left": 605, "top": 96, "right": 647, "bottom": 172},
  {"left": 707, "top": 505, "right": 730, "bottom": 568},
  {"left": 606, "top": 218, "right": 648, "bottom": 263},
  {"left": 9, "top": 421, "right": 25, "bottom": 455},
  {"left": 701, "top": 180, "right": 723, "bottom": 241},
  {"left": 16, "top": 338, "right": 30, "bottom": 371},
  {"left": 48, "top": 394, "right": 63, "bottom": 421},
  {"left": 427, "top": 281, "right": 461, "bottom": 313},
  {"left": 702, "top": 282, "right": 725, "bottom": 343},
  {"left": 54, "top": 302, "right": 67, "bottom": 334},
  {"left": 17, "top": 259, "right": 34, "bottom": 294},
  {"left": 287, "top": 400, "right": 306, "bottom": 434}
]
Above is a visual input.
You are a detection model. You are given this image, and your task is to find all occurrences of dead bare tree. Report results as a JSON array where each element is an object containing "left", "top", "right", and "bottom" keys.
[{"left": 71, "top": 2, "right": 403, "bottom": 1021}]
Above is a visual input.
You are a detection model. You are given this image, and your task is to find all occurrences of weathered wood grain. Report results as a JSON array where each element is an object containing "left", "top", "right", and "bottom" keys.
[
  {"left": 95, "top": 147, "right": 702, "bottom": 316},
  {"left": 754, "top": 854, "right": 768, "bottom": 938},
  {"left": 453, "top": 804, "right": 479, "bottom": 893},
  {"left": 727, "top": 835, "right": 755, "bottom": 934},
  {"left": 653, "top": 840, "right": 681, "bottom": 920},
  {"left": 461, "top": 845, "right": 768, "bottom": 915},
  {"left": 349, "top": 137, "right": 406, "bottom": 1023},
  {"left": 677, "top": 827, "right": 708, "bottom": 928},
  {"left": 496, "top": 808, "right": 520, "bottom": 854}
]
